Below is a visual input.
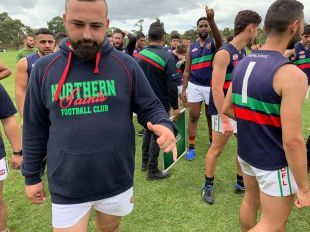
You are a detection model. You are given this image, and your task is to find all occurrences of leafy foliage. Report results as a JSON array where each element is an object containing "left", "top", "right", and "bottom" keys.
[{"left": 47, "top": 16, "right": 66, "bottom": 34}]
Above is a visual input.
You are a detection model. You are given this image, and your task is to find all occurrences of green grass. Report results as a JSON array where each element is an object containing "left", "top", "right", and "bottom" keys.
[{"left": 0, "top": 51, "right": 309, "bottom": 231}]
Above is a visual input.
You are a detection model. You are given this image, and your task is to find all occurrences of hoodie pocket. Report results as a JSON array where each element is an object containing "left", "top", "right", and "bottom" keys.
[{"left": 51, "top": 146, "right": 131, "bottom": 198}]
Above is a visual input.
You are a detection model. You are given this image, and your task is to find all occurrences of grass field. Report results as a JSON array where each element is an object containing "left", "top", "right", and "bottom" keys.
[{"left": 0, "top": 51, "right": 309, "bottom": 232}]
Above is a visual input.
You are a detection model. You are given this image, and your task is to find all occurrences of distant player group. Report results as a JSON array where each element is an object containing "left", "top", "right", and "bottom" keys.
[{"left": 0, "top": 0, "right": 309, "bottom": 231}]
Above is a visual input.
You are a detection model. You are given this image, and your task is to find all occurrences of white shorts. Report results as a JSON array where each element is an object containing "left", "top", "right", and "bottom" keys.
[
  {"left": 212, "top": 114, "right": 237, "bottom": 133},
  {"left": 238, "top": 157, "right": 297, "bottom": 197},
  {"left": 177, "top": 85, "right": 183, "bottom": 95},
  {"left": 0, "top": 157, "right": 8, "bottom": 181},
  {"left": 187, "top": 82, "right": 210, "bottom": 104},
  {"left": 52, "top": 187, "right": 134, "bottom": 228}
]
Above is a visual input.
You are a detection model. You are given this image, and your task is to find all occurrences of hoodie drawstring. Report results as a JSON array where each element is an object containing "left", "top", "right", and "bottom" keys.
[
  {"left": 54, "top": 51, "right": 72, "bottom": 101},
  {"left": 94, "top": 52, "right": 101, "bottom": 74}
]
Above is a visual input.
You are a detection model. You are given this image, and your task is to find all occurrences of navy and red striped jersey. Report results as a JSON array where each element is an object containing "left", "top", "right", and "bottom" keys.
[
  {"left": 189, "top": 38, "right": 216, "bottom": 87},
  {"left": 171, "top": 52, "right": 184, "bottom": 87},
  {"left": 208, "top": 43, "right": 246, "bottom": 115},
  {"left": 232, "top": 50, "right": 290, "bottom": 170},
  {"left": 135, "top": 45, "right": 179, "bottom": 111},
  {"left": 294, "top": 42, "right": 310, "bottom": 84}
]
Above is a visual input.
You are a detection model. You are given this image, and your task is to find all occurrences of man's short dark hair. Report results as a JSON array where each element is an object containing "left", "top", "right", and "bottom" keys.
[
  {"left": 34, "top": 28, "right": 53, "bottom": 36},
  {"left": 65, "top": 0, "right": 108, "bottom": 16},
  {"left": 303, "top": 24, "right": 310, "bottom": 35},
  {"left": 136, "top": 32, "right": 145, "bottom": 40},
  {"left": 113, "top": 28, "right": 124, "bottom": 37},
  {"left": 54, "top": 32, "right": 67, "bottom": 45},
  {"left": 227, "top": 35, "right": 234, "bottom": 42},
  {"left": 148, "top": 22, "right": 165, "bottom": 42},
  {"left": 197, "top": 17, "right": 208, "bottom": 26},
  {"left": 264, "top": 0, "right": 304, "bottom": 35},
  {"left": 170, "top": 32, "right": 180, "bottom": 41},
  {"left": 234, "top": 10, "right": 262, "bottom": 36}
]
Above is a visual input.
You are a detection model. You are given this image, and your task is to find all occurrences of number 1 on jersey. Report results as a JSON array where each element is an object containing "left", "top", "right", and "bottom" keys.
[{"left": 242, "top": 61, "right": 256, "bottom": 103}]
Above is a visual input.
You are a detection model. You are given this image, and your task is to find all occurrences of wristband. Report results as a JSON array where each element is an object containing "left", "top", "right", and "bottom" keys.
[{"left": 13, "top": 150, "right": 22, "bottom": 156}]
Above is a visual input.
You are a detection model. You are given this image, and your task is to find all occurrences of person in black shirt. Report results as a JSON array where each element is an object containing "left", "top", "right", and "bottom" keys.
[{"left": 136, "top": 21, "right": 180, "bottom": 180}]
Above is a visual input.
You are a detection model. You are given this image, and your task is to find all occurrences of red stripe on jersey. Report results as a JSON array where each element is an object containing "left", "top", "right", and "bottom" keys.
[
  {"left": 135, "top": 53, "right": 164, "bottom": 71},
  {"left": 297, "top": 63, "right": 310, "bottom": 70},
  {"left": 191, "top": 61, "right": 211, "bottom": 71},
  {"left": 234, "top": 106, "right": 281, "bottom": 127},
  {"left": 223, "top": 81, "right": 231, "bottom": 90}
]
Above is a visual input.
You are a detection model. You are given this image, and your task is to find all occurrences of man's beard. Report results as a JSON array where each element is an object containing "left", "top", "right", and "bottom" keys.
[
  {"left": 114, "top": 43, "right": 124, "bottom": 50},
  {"left": 198, "top": 32, "right": 208, "bottom": 40},
  {"left": 70, "top": 38, "right": 103, "bottom": 60},
  {"left": 287, "top": 29, "right": 301, "bottom": 49}
]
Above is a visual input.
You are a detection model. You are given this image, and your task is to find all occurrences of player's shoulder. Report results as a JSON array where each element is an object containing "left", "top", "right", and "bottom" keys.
[
  {"left": 213, "top": 49, "right": 230, "bottom": 64},
  {"left": 275, "top": 63, "right": 307, "bottom": 84},
  {"left": 278, "top": 63, "right": 305, "bottom": 76},
  {"left": 16, "top": 56, "right": 28, "bottom": 70}
]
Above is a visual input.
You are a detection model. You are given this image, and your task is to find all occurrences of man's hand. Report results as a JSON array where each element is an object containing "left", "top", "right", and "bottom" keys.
[
  {"left": 295, "top": 189, "right": 310, "bottom": 208},
  {"left": 205, "top": 5, "right": 215, "bottom": 22},
  {"left": 11, "top": 155, "right": 23, "bottom": 170},
  {"left": 147, "top": 122, "right": 177, "bottom": 155},
  {"left": 172, "top": 146, "right": 178, "bottom": 162},
  {"left": 25, "top": 181, "right": 47, "bottom": 205},
  {"left": 222, "top": 120, "right": 234, "bottom": 137},
  {"left": 121, "top": 30, "right": 130, "bottom": 37},
  {"left": 284, "top": 49, "right": 296, "bottom": 60}
]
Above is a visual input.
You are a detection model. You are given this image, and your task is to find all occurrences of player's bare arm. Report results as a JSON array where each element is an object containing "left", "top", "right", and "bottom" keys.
[
  {"left": 205, "top": 6, "right": 222, "bottom": 49},
  {"left": 0, "top": 61, "right": 11, "bottom": 80},
  {"left": 1, "top": 116, "right": 22, "bottom": 169},
  {"left": 212, "top": 50, "right": 233, "bottom": 136},
  {"left": 223, "top": 85, "right": 235, "bottom": 120},
  {"left": 15, "top": 57, "right": 29, "bottom": 124},
  {"left": 182, "top": 47, "right": 191, "bottom": 102},
  {"left": 274, "top": 64, "right": 310, "bottom": 208}
]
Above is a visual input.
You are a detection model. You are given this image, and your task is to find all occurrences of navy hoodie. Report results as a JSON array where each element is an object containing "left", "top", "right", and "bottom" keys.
[{"left": 22, "top": 38, "right": 177, "bottom": 204}]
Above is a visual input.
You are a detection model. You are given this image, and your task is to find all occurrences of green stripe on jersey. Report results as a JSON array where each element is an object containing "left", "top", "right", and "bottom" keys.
[
  {"left": 233, "top": 93, "right": 280, "bottom": 115},
  {"left": 191, "top": 54, "right": 213, "bottom": 65},
  {"left": 277, "top": 170, "right": 284, "bottom": 197},
  {"left": 139, "top": 50, "right": 166, "bottom": 68},
  {"left": 294, "top": 57, "right": 310, "bottom": 65},
  {"left": 226, "top": 73, "right": 232, "bottom": 81}
]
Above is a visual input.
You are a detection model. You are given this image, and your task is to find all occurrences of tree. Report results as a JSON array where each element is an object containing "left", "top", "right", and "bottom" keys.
[
  {"left": 24, "top": 26, "right": 35, "bottom": 36},
  {"left": 221, "top": 28, "right": 234, "bottom": 40},
  {"left": 132, "top": 19, "right": 144, "bottom": 34},
  {"left": 183, "top": 28, "right": 198, "bottom": 42},
  {"left": 0, "top": 12, "right": 9, "bottom": 22},
  {"left": 256, "top": 28, "right": 266, "bottom": 45},
  {"left": 0, "top": 13, "right": 28, "bottom": 50},
  {"left": 47, "top": 16, "right": 66, "bottom": 34}
]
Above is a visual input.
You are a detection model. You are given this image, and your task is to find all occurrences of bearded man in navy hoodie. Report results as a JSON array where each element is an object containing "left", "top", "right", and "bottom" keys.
[{"left": 21, "top": 0, "right": 177, "bottom": 231}]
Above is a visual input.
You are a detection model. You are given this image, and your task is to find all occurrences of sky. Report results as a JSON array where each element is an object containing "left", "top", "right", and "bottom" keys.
[{"left": 0, "top": 0, "right": 309, "bottom": 34}]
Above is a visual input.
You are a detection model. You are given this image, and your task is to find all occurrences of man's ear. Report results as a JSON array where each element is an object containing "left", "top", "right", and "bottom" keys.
[{"left": 290, "top": 20, "right": 300, "bottom": 35}]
